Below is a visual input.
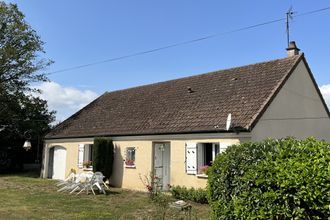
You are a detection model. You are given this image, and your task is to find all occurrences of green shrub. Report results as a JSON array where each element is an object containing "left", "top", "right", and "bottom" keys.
[
  {"left": 170, "top": 185, "right": 208, "bottom": 204},
  {"left": 207, "top": 137, "right": 330, "bottom": 219},
  {"left": 93, "top": 137, "right": 114, "bottom": 179}
]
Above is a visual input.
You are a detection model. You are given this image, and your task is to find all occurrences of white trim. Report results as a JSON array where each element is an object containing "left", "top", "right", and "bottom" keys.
[
  {"left": 83, "top": 167, "right": 93, "bottom": 171},
  {"left": 196, "top": 174, "right": 208, "bottom": 178},
  {"left": 45, "top": 132, "right": 251, "bottom": 143},
  {"left": 78, "top": 144, "right": 84, "bottom": 168}
]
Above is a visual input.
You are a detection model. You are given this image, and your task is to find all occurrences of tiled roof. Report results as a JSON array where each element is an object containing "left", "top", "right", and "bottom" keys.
[{"left": 46, "top": 54, "right": 303, "bottom": 139}]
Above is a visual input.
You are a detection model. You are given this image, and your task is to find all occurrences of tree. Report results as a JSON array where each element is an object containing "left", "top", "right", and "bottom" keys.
[
  {"left": 0, "top": 2, "right": 54, "bottom": 171},
  {"left": 93, "top": 138, "right": 114, "bottom": 180},
  {"left": 0, "top": 2, "right": 51, "bottom": 94}
]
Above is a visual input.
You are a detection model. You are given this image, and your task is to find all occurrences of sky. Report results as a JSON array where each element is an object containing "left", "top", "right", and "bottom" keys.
[{"left": 5, "top": 0, "right": 330, "bottom": 122}]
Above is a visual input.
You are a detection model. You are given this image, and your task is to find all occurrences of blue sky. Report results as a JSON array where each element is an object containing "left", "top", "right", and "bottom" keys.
[{"left": 5, "top": 0, "right": 330, "bottom": 121}]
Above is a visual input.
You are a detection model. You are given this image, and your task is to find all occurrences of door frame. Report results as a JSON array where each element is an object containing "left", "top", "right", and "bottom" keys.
[
  {"left": 47, "top": 147, "right": 55, "bottom": 178},
  {"left": 152, "top": 142, "right": 171, "bottom": 190}
]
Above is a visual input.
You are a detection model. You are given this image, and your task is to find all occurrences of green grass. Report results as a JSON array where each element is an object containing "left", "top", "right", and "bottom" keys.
[{"left": 0, "top": 172, "right": 209, "bottom": 219}]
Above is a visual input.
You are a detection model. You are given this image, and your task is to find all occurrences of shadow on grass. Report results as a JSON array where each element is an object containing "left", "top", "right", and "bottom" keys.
[
  {"left": 105, "top": 190, "right": 121, "bottom": 195},
  {"left": 0, "top": 170, "right": 40, "bottom": 178}
]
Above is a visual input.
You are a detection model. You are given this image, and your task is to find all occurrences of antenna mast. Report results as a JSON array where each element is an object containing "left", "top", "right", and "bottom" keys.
[{"left": 286, "top": 7, "right": 294, "bottom": 47}]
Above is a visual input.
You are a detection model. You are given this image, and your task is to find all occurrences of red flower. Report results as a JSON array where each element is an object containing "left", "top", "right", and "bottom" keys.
[{"left": 146, "top": 185, "right": 153, "bottom": 192}]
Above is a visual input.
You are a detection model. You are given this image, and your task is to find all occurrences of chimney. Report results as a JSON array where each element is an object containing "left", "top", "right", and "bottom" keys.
[{"left": 286, "top": 41, "right": 300, "bottom": 57}]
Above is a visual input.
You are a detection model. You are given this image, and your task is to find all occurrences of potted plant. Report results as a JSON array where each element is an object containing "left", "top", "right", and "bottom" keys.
[
  {"left": 199, "top": 165, "right": 210, "bottom": 175},
  {"left": 125, "top": 159, "right": 135, "bottom": 166},
  {"left": 83, "top": 160, "right": 92, "bottom": 168}
]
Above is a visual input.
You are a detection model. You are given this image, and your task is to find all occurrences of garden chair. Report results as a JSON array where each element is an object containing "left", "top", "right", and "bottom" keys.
[
  {"left": 76, "top": 172, "right": 108, "bottom": 195},
  {"left": 57, "top": 174, "right": 81, "bottom": 192},
  {"left": 58, "top": 172, "right": 92, "bottom": 193},
  {"left": 56, "top": 172, "right": 76, "bottom": 187},
  {"left": 69, "top": 172, "right": 94, "bottom": 194}
]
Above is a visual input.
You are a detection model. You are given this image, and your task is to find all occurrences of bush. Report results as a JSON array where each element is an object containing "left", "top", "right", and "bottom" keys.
[
  {"left": 93, "top": 137, "right": 114, "bottom": 179},
  {"left": 170, "top": 185, "right": 208, "bottom": 204},
  {"left": 207, "top": 137, "right": 330, "bottom": 219}
]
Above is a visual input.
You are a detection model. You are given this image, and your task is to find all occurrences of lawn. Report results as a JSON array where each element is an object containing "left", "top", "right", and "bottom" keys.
[{"left": 0, "top": 172, "right": 210, "bottom": 219}]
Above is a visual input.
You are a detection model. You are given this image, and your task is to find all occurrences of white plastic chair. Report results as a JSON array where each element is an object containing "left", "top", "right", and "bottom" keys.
[
  {"left": 56, "top": 172, "right": 76, "bottom": 187},
  {"left": 69, "top": 172, "right": 94, "bottom": 194},
  {"left": 76, "top": 172, "right": 108, "bottom": 195}
]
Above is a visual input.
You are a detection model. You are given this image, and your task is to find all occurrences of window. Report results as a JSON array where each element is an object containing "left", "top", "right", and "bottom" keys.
[
  {"left": 83, "top": 144, "right": 93, "bottom": 165},
  {"left": 197, "top": 143, "right": 219, "bottom": 174},
  {"left": 185, "top": 142, "right": 230, "bottom": 175},
  {"left": 125, "top": 147, "right": 136, "bottom": 168},
  {"left": 78, "top": 144, "right": 93, "bottom": 169}
]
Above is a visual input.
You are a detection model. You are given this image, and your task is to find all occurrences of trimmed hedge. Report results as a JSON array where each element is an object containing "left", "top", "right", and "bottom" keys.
[
  {"left": 207, "top": 138, "right": 330, "bottom": 219},
  {"left": 170, "top": 185, "right": 208, "bottom": 204},
  {"left": 93, "top": 137, "right": 114, "bottom": 179}
]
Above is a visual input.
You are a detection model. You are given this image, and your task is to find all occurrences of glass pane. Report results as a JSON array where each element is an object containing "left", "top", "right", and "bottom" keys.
[
  {"left": 214, "top": 143, "right": 220, "bottom": 157},
  {"left": 126, "top": 147, "right": 135, "bottom": 166}
]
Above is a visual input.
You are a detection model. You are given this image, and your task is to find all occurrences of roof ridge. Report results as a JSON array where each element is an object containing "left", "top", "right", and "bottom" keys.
[{"left": 104, "top": 55, "right": 302, "bottom": 95}]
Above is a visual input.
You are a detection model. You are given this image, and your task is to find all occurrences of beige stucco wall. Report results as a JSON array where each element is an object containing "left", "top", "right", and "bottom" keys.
[
  {"left": 111, "top": 141, "right": 153, "bottom": 190},
  {"left": 43, "top": 140, "right": 93, "bottom": 179},
  {"left": 251, "top": 60, "right": 330, "bottom": 141},
  {"left": 114, "top": 138, "right": 244, "bottom": 190},
  {"left": 43, "top": 134, "right": 250, "bottom": 191},
  {"left": 169, "top": 138, "right": 242, "bottom": 189}
]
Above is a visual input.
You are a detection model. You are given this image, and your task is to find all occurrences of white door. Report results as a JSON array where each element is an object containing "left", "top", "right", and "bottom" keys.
[
  {"left": 52, "top": 147, "right": 67, "bottom": 180},
  {"left": 154, "top": 143, "right": 170, "bottom": 190}
]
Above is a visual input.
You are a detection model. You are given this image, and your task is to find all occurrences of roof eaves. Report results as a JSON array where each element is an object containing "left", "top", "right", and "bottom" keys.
[{"left": 44, "top": 128, "right": 250, "bottom": 140}]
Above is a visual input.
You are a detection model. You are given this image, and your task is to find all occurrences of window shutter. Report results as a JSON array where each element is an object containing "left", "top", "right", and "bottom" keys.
[
  {"left": 78, "top": 144, "right": 84, "bottom": 168},
  {"left": 220, "top": 142, "right": 231, "bottom": 153},
  {"left": 185, "top": 142, "right": 197, "bottom": 174}
]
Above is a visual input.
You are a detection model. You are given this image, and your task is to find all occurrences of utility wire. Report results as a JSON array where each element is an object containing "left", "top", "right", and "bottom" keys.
[{"left": 48, "top": 6, "right": 330, "bottom": 75}]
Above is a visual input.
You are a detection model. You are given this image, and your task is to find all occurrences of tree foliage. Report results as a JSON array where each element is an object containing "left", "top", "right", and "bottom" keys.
[
  {"left": 93, "top": 138, "right": 114, "bottom": 180},
  {"left": 0, "top": 2, "right": 54, "bottom": 169},
  {"left": 0, "top": 2, "right": 51, "bottom": 93},
  {"left": 207, "top": 138, "right": 330, "bottom": 219}
]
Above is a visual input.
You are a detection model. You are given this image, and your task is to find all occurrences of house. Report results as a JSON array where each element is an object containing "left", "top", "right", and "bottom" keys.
[{"left": 41, "top": 42, "right": 330, "bottom": 190}]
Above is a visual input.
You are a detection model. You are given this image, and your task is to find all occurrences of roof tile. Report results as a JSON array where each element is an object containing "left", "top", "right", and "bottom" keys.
[{"left": 46, "top": 55, "right": 302, "bottom": 138}]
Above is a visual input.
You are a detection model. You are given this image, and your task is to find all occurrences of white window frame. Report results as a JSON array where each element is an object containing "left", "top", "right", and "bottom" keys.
[
  {"left": 78, "top": 144, "right": 93, "bottom": 170},
  {"left": 197, "top": 143, "right": 219, "bottom": 174},
  {"left": 185, "top": 142, "right": 230, "bottom": 177},
  {"left": 125, "top": 147, "right": 136, "bottom": 168}
]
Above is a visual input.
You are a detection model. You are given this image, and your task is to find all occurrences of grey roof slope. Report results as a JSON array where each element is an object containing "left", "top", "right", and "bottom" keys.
[{"left": 46, "top": 54, "right": 306, "bottom": 139}]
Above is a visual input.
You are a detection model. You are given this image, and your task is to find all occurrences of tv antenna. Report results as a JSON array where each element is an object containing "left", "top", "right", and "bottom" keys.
[{"left": 286, "top": 6, "right": 295, "bottom": 47}]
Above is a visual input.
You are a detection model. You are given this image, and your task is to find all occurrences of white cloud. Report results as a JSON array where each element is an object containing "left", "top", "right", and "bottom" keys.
[
  {"left": 35, "top": 81, "right": 99, "bottom": 122},
  {"left": 320, "top": 84, "right": 330, "bottom": 108}
]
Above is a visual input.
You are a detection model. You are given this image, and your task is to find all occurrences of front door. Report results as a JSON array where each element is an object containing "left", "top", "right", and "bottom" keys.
[
  {"left": 52, "top": 146, "right": 67, "bottom": 180},
  {"left": 153, "top": 143, "right": 170, "bottom": 190}
]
